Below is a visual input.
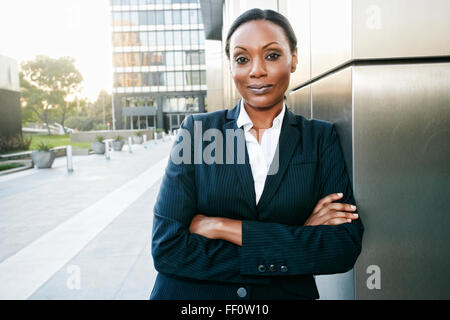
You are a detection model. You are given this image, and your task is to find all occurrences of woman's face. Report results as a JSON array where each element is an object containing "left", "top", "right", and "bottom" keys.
[{"left": 229, "top": 19, "right": 297, "bottom": 109}]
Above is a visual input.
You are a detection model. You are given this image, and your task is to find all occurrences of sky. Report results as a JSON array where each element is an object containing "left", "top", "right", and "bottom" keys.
[{"left": 0, "top": 0, "right": 112, "bottom": 101}]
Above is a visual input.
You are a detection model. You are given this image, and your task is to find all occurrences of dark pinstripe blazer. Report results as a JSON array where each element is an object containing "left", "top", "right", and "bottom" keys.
[{"left": 150, "top": 102, "right": 364, "bottom": 300}]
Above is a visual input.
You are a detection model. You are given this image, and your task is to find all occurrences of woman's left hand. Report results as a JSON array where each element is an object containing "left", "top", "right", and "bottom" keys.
[{"left": 189, "top": 214, "right": 221, "bottom": 239}]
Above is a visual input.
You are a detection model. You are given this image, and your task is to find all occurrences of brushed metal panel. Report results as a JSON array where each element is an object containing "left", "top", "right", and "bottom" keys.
[
  {"left": 288, "top": 85, "right": 311, "bottom": 119},
  {"left": 312, "top": 67, "right": 353, "bottom": 173},
  {"left": 353, "top": 0, "right": 450, "bottom": 59},
  {"left": 310, "top": 0, "right": 352, "bottom": 78},
  {"left": 353, "top": 63, "right": 450, "bottom": 299},
  {"left": 311, "top": 67, "right": 355, "bottom": 299},
  {"left": 279, "top": 0, "right": 311, "bottom": 89}
]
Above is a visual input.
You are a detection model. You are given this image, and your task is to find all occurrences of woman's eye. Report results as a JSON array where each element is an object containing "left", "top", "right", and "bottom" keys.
[
  {"left": 235, "top": 57, "right": 248, "bottom": 64},
  {"left": 266, "top": 53, "right": 281, "bottom": 60}
]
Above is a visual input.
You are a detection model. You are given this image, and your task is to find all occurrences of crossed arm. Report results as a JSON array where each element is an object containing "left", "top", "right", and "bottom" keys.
[
  {"left": 151, "top": 115, "right": 364, "bottom": 284},
  {"left": 189, "top": 192, "right": 360, "bottom": 247}
]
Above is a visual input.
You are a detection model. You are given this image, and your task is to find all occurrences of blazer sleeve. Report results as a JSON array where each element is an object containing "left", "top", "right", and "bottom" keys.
[
  {"left": 240, "top": 123, "right": 364, "bottom": 276},
  {"left": 151, "top": 115, "right": 270, "bottom": 285}
]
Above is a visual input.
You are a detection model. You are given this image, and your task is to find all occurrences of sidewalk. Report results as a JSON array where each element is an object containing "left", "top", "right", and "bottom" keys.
[{"left": 0, "top": 139, "right": 173, "bottom": 299}]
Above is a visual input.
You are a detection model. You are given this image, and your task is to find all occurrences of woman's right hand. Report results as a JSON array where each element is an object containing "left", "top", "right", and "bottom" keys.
[{"left": 304, "top": 193, "right": 359, "bottom": 226}]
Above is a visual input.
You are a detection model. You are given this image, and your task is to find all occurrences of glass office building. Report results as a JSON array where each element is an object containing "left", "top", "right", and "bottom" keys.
[{"left": 110, "top": 0, "right": 207, "bottom": 131}]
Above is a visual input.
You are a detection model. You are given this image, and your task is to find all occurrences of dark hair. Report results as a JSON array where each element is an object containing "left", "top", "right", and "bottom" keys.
[{"left": 225, "top": 8, "right": 297, "bottom": 59}]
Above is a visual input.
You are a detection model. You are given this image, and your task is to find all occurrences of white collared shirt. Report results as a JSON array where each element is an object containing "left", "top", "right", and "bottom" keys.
[{"left": 236, "top": 99, "right": 286, "bottom": 205}]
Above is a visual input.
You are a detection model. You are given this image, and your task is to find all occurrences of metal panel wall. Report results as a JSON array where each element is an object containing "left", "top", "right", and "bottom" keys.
[
  {"left": 352, "top": 0, "right": 450, "bottom": 59},
  {"left": 310, "top": 0, "right": 352, "bottom": 78},
  {"left": 279, "top": 0, "right": 311, "bottom": 89},
  {"left": 353, "top": 63, "right": 450, "bottom": 299},
  {"left": 287, "top": 85, "right": 311, "bottom": 119},
  {"left": 309, "top": 67, "right": 355, "bottom": 300}
]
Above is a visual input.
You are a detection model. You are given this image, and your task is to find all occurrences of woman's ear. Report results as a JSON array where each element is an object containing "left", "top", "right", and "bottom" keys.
[{"left": 291, "top": 48, "right": 298, "bottom": 73}]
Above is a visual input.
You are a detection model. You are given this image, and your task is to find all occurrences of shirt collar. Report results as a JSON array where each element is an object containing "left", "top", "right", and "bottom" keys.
[{"left": 236, "top": 99, "right": 286, "bottom": 132}]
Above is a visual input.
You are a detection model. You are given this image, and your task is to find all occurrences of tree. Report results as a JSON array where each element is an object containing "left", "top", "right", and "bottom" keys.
[
  {"left": 20, "top": 55, "right": 83, "bottom": 134},
  {"left": 88, "top": 90, "right": 112, "bottom": 125}
]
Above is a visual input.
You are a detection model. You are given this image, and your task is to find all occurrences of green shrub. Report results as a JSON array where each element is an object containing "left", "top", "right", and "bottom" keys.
[
  {"left": 135, "top": 131, "right": 143, "bottom": 136},
  {"left": 114, "top": 136, "right": 124, "bottom": 141},
  {"left": 95, "top": 135, "right": 105, "bottom": 143},
  {"left": 0, "top": 162, "right": 25, "bottom": 171},
  {"left": 36, "top": 142, "right": 50, "bottom": 152}
]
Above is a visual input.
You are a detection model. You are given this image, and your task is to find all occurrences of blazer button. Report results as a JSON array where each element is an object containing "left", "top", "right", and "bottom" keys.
[
  {"left": 258, "top": 264, "right": 266, "bottom": 273},
  {"left": 237, "top": 287, "right": 247, "bottom": 298},
  {"left": 269, "top": 264, "right": 276, "bottom": 272},
  {"left": 280, "top": 265, "right": 288, "bottom": 273}
]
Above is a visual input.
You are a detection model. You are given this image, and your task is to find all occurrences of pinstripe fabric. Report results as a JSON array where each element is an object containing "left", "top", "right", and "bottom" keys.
[{"left": 150, "top": 102, "right": 364, "bottom": 300}]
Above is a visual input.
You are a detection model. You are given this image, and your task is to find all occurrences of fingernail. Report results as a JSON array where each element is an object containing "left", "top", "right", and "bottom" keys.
[
  {"left": 347, "top": 219, "right": 352, "bottom": 223},
  {"left": 351, "top": 205, "right": 356, "bottom": 210},
  {"left": 353, "top": 214, "right": 358, "bottom": 217},
  {"left": 338, "top": 193, "right": 343, "bottom": 196}
]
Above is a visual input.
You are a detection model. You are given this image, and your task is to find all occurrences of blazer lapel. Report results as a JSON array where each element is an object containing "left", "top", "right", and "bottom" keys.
[
  {"left": 222, "top": 103, "right": 257, "bottom": 212},
  {"left": 256, "top": 108, "right": 301, "bottom": 212}
]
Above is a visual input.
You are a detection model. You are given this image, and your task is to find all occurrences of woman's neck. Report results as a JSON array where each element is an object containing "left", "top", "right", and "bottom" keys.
[{"left": 243, "top": 99, "right": 284, "bottom": 130}]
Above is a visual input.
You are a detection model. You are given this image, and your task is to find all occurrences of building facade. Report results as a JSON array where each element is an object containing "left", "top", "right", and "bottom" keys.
[
  {"left": 0, "top": 55, "right": 21, "bottom": 138},
  {"left": 110, "top": 0, "right": 207, "bottom": 131},
  {"left": 200, "top": 0, "right": 450, "bottom": 299}
]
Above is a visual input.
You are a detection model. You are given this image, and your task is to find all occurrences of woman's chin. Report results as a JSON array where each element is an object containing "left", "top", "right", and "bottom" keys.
[{"left": 243, "top": 96, "right": 282, "bottom": 110}]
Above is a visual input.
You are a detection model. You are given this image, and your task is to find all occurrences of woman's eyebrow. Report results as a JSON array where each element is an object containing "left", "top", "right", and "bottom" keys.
[
  {"left": 233, "top": 41, "right": 281, "bottom": 52},
  {"left": 262, "top": 41, "right": 280, "bottom": 49},
  {"left": 234, "top": 46, "right": 248, "bottom": 51}
]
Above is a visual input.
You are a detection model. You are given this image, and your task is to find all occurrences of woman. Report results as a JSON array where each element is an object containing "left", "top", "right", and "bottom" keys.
[{"left": 150, "top": 8, "right": 363, "bottom": 300}]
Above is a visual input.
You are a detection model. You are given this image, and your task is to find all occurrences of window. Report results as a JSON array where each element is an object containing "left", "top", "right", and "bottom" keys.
[
  {"left": 185, "top": 51, "right": 199, "bottom": 65},
  {"left": 199, "top": 50, "right": 205, "bottom": 64},
  {"left": 156, "top": 11, "right": 164, "bottom": 25},
  {"left": 173, "top": 31, "right": 182, "bottom": 45},
  {"left": 182, "top": 30, "right": 190, "bottom": 44},
  {"left": 112, "top": 12, "right": 122, "bottom": 26},
  {"left": 130, "top": 11, "right": 139, "bottom": 26},
  {"left": 184, "top": 71, "right": 192, "bottom": 86},
  {"left": 164, "top": 10, "right": 172, "bottom": 25},
  {"left": 174, "top": 51, "right": 183, "bottom": 66},
  {"left": 147, "top": 11, "right": 156, "bottom": 25},
  {"left": 138, "top": 11, "right": 147, "bottom": 25},
  {"left": 157, "top": 31, "right": 165, "bottom": 46},
  {"left": 191, "top": 71, "right": 200, "bottom": 85},
  {"left": 175, "top": 71, "right": 183, "bottom": 86},
  {"left": 149, "top": 52, "right": 165, "bottom": 65},
  {"left": 124, "top": 53, "right": 141, "bottom": 66},
  {"left": 148, "top": 31, "right": 156, "bottom": 46},
  {"left": 111, "top": 0, "right": 122, "bottom": 5},
  {"left": 113, "top": 53, "right": 124, "bottom": 67},
  {"left": 172, "top": 10, "right": 181, "bottom": 24},
  {"left": 166, "top": 51, "right": 174, "bottom": 66},
  {"left": 165, "top": 31, "right": 173, "bottom": 46},
  {"left": 189, "top": 9, "right": 198, "bottom": 24},
  {"left": 200, "top": 70, "right": 206, "bottom": 85},
  {"left": 191, "top": 30, "right": 199, "bottom": 45},
  {"left": 166, "top": 72, "right": 175, "bottom": 86},
  {"left": 113, "top": 32, "right": 140, "bottom": 46},
  {"left": 181, "top": 10, "right": 189, "bottom": 25},
  {"left": 139, "top": 32, "right": 148, "bottom": 46}
]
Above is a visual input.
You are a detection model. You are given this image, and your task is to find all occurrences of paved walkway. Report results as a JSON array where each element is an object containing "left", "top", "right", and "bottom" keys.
[{"left": 0, "top": 139, "right": 174, "bottom": 300}]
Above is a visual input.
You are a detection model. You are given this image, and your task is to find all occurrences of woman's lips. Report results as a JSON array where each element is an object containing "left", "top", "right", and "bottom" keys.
[{"left": 247, "top": 84, "right": 273, "bottom": 95}]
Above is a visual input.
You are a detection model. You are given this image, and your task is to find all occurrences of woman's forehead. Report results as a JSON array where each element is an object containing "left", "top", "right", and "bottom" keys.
[{"left": 230, "top": 20, "right": 289, "bottom": 50}]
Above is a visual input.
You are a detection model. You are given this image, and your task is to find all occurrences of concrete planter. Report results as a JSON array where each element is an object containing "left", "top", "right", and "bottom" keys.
[
  {"left": 132, "top": 136, "right": 143, "bottom": 144},
  {"left": 31, "top": 150, "right": 56, "bottom": 169},
  {"left": 112, "top": 140, "right": 125, "bottom": 151},
  {"left": 92, "top": 142, "right": 105, "bottom": 154}
]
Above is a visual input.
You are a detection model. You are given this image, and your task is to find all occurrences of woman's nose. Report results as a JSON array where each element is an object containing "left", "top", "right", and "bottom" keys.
[{"left": 249, "top": 57, "right": 267, "bottom": 78}]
